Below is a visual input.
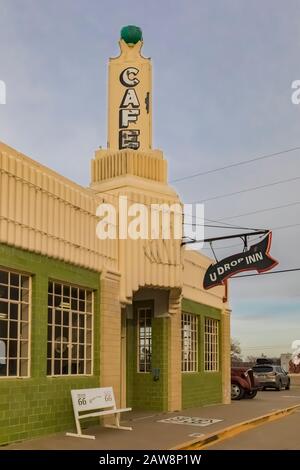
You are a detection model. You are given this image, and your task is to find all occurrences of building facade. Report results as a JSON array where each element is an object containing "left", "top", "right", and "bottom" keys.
[{"left": 0, "top": 27, "right": 231, "bottom": 445}]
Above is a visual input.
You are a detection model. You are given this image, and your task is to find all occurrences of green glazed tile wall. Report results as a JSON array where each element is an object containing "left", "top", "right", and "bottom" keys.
[
  {"left": 0, "top": 243, "right": 100, "bottom": 445},
  {"left": 126, "top": 297, "right": 223, "bottom": 412},
  {"left": 181, "top": 298, "right": 223, "bottom": 408},
  {"left": 126, "top": 304, "right": 169, "bottom": 411}
]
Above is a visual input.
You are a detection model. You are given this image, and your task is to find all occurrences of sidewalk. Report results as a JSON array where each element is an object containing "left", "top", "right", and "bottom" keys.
[{"left": 2, "top": 385, "right": 300, "bottom": 450}]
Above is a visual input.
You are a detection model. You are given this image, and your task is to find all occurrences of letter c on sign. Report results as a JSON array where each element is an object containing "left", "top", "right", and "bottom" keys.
[{"left": 120, "top": 67, "right": 140, "bottom": 87}]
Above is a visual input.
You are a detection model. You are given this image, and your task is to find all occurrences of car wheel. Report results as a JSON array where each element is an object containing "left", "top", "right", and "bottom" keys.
[
  {"left": 276, "top": 380, "right": 282, "bottom": 391},
  {"left": 231, "top": 383, "right": 245, "bottom": 400},
  {"left": 245, "top": 390, "right": 257, "bottom": 399},
  {"left": 285, "top": 380, "right": 290, "bottom": 390}
]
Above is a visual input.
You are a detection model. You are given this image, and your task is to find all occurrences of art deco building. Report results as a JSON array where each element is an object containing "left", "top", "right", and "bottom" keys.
[{"left": 0, "top": 26, "right": 230, "bottom": 445}]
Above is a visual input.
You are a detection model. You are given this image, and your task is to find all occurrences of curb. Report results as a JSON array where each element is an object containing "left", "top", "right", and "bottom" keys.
[{"left": 171, "top": 403, "right": 300, "bottom": 450}]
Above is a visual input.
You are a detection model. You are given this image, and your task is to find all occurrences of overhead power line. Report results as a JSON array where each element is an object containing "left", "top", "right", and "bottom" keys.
[
  {"left": 184, "top": 204, "right": 300, "bottom": 228},
  {"left": 97, "top": 188, "right": 265, "bottom": 233},
  {"left": 93, "top": 169, "right": 300, "bottom": 234},
  {"left": 184, "top": 213, "right": 266, "bottom": 231},
  {"left": 196, "top": 221, "right": 300, "bottom": 251},
  {"left": 233, "top": 267, "right": 300, "bottom": 278},
  {"left": 187, "top": 223, "right": 263, "bottom": 230},
  {"left": 190, "top": 176, "right": 300, "bottom": 204},
  {"left": 214, "top": 201, "right": 300, "bottom": 222},
  {"left": 272, "top": 222, "right": 300, "bottom": 231},
  {"left": 171, "top": 145, "right": 300, "bottom": 183},
  {"left": 184, "top": 214, "right": 265, "bottom": 232}
]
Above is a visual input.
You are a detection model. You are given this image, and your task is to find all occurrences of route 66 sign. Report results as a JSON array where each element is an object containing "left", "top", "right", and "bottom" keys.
[{"left": 71, "top": 387, "right": 115, "bottom": 412}]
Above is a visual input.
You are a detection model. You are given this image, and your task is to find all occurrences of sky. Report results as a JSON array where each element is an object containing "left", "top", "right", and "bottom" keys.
[{"left": 0, "top": 0, "right": 300, "bottom": 358}]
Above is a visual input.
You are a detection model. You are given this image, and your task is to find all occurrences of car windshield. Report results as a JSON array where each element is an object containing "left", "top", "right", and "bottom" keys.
[{"left": 253, "top": 366, "right": 273, "bottom": 373}]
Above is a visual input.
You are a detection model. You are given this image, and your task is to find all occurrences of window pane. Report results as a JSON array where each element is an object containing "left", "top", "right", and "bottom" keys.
[
  {"left": 0, "top": 301, "right": 8, "bottom": 316},
  {"left": 0, "top": 320, "right": 8, "bottom": 338},
  {"left": 0, "top": 285, "right": 8, "bottom": 299},
  {"left": 181, "top": 313, "right": 198, "bottom": 372},
  {"left": 137, "top": 307, "right": 152, "bottom": 373},
  {"left": 10, "top": 273, "right": 19, "bottom": 287},
  {"left": 10, "top": 287, "right": 19, "bottom": 301},
  {"left": 0, "top": 340, "right": 6, "bottom": 362},
  {"left": 47, "top": 281, "right": 93, "bottom": 376},
  {"left": 21, "top": 304, "right": 29, "bottom": 322},
  {"left": 204, "top": 318, "right": 219, "bottom": 372},
  {"left": 0, "top": 340, "right": 7, "bottom": 376},
  {"left": 0, "top": 271, "right": 8, "bottom": 285},
  {"left": 8, "top": 359, "right": 17, "bottom": 376},
  {"left": 9, "top": 303, "right": 18, "bottom": 321},
  {"left": 0, "top": 270, "right": 30, "bottom": 378}
]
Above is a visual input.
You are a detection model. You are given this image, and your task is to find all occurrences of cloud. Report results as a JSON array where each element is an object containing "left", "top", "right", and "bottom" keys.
[{"left": 1, "top": 0, "right": 300, "bottom": 354}]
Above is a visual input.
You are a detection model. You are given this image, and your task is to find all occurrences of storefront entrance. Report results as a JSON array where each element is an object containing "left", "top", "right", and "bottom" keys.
[{"left": 125, "top": 289, "right": 170, "bottom": 411}]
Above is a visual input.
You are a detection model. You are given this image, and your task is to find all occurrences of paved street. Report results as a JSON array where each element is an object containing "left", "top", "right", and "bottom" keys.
[
  {"left": 208, "top": 410, "right": 300, "bottom": 450},
  {"left": 1, "top": 378, "right": 300, "bottom": 450},
  {"left": 207, "top": 377, "right": 300, "bottom": 450}
]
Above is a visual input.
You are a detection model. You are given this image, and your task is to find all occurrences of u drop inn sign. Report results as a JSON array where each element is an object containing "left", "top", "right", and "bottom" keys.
[{"left": 203, "top": 232, "right": 278, "bottom": 290}]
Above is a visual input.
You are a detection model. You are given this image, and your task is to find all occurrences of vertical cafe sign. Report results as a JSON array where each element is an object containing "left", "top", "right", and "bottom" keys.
[
  {"left": 107, "top": 26, "right": 152, "bottom": 152},
  {"left": 119, "top": 67, "right": 141, "bottom": 149}
]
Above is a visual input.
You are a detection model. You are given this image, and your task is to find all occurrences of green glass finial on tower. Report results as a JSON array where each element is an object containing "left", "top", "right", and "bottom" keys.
[{"left": 120, "top": 25, "right": 143, "bottom": 45}]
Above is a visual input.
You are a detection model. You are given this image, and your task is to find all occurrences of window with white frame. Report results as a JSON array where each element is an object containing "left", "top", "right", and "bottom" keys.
[
  {"left": 47, "top": 281, "right": 93, "bottom": 376},
  {"left": 181, "top": 313, "right": 198, "bottom": 372},
  {"left": 0, "top": 269, "right": 30, "bottom": 377},
  {"left": 137, "top": 307, "right": 152, "bottom": 373},
  {"left": 204, "top": 317, "right": 219, "bottom": 372}
]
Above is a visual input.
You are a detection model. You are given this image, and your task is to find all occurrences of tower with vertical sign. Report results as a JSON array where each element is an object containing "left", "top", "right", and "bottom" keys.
[
  {"left": 90, "top": 25, "right": 182, "bottom": 307},
  {"left": 91, "top": 25, "right": 168, "bottom": 187},
  {"left": 107, "top": 25, "right": 152, "bottom": 152}
]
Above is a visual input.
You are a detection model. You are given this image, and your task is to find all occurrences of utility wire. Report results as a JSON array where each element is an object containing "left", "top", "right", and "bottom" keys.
[
  {"left": 184, "top": 201, "right": 300, "bottom": 225},
  {"left": 171, "top": 146, "right": 300, "bottom": 183},
  {"left": 234, "top": 267, "right": 300, "bottom": 278},
  {"left": 270, "top": 222, "right": 300, "bottom": 231},
  {"left": 94, "top": 176, "right": 289, "bottom": 233},
  {"left": 184, "top": 213, "right": 266, "bottom": 231},
  {"left": 185, "top": 223, "right": 263, "bottom": 230},
  {"left": 97, "top": 188, "right": 265, "bottom": 233},
  {"left": 196, "top": 222, "right": 300, "bottom": 250},
  {"left": 93, "top": 167, "right": 300, "bottom": 234},
  {"left": 218, "top": 201, "right": 300, "bottom": 221},
  {"left": 189, "top": 176, "right": 300, "bottom": 204}
]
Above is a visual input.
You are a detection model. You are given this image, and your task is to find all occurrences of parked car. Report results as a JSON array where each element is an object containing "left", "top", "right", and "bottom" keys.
[
  {"left": 256, "top": 357, "right": 274, "bottom": 365},
  {"left": 231, "top": 367, "right": 260, "bottom": 400},
  {"left": 252, "top": 364, "right": 290, "bottom": 391}
]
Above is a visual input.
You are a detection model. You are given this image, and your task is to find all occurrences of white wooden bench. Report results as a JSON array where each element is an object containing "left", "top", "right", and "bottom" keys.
[{"left": 66, "top": 387, "right": 132, "bottom": 439}]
